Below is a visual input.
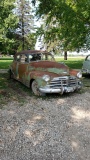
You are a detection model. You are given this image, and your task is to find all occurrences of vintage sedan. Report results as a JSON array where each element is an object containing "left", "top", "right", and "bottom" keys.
[
  {"left": 82, "top": 54, "right": 90, "bottom": 75},
  {"left": 9, "top": 50, "right": 82, "bottom": 96}
]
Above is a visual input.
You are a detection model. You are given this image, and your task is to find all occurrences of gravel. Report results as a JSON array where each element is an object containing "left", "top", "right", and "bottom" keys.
[{"left": 0, "top": 92, "right": 90, "bottom": 160}]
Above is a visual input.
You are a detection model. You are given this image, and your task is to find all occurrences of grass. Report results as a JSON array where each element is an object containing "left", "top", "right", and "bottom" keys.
[
  {"left": 0, "top": 73, "right": 8, "bottom": 90},
  {"left": 0, "top": 57, "right": 13, "bottom": 69},
  {"left": 0, "top": 73, "right": 32, "bottom": 108},
  {"left": 60, "top": 59, "right": 83, "bottom": 69},
  {"left": 0, "top": 57, "right": 13, "bottom": 60},
  {"left": 55, "top": 56, "right": 84, "bottom": 69},
  {"left": 0, "top": 60, "right": 13, "bottom": 69},
  {"left": 0, "top": 56, "right": 85, "bottom": 69}
]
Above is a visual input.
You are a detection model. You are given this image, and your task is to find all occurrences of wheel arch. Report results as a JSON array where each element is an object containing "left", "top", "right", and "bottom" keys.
[{"left": 30, "top": 79, "right": 35, "bottom": 89}]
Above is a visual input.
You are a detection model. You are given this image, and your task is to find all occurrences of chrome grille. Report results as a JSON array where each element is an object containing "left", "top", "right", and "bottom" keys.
[{"left": 47, "top": 76, "right": 77, "bottom": 89}]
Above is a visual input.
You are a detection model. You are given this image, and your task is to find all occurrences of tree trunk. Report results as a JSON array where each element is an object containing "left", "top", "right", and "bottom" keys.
[
  {"left": 22, "top": 14, "right": 24, "bottom": 50},
  {"left": 64, "top": 51, "right": 67, "bottom": 60},
  {"left": 21, "top": 0, "right": 24, "bottom": 50}
]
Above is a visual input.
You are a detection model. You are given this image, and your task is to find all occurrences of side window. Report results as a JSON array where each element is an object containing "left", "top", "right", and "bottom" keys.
[
  {"left": 20, "top": 55, "right": 25, "bottom": 63},
  {"left": 41, "top": 54, "right": 48, "bottom": 60},
  {"left": 20, "top": 54, "right": 28, "bottom": 63},
  {"left": 29, "top": 54, "right": 33, "bottom": 61},
  {"left": 48, "top": 55, "right": 53, "bottom": 60},
  {"left": 16, "top": 55, "right": 20, "bottom": 62},
  {"left": 29, "top": 54, "right": 41, "bottom": 61},
  {"left": 25, "top": 55, "right": 28, "bottom": 62},
  {"left": 41, "top": 54, "right": 54, "bottom": 61},
  {"left": 48, "top": 54, "right": 55, "bottom": 61}
]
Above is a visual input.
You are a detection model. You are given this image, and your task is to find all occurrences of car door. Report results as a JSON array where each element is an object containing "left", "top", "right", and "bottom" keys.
[
  {"left": 11, "top": 54, "right": 21, "bottom": 79},
  {"left": 18, "top": 54, "right": 29, "bottom": 83}
]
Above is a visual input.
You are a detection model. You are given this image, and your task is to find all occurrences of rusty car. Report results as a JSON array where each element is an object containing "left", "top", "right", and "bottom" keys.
[{"left": 9, "top": 50, "right": 82, "bottom": 96}]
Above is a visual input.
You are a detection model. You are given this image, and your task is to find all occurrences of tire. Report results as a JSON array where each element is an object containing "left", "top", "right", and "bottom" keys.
[{"left": 31, "top": 80, "right": 46, "bottom": 96}]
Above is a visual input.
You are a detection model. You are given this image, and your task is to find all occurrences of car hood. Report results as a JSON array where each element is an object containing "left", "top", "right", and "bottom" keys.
[{"left": 29, "top": 61, "right": 69, "bottom": 76}]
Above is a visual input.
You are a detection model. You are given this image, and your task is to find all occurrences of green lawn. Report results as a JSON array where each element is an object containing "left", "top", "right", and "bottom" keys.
[
  {"left": 0, "top": 60, "right": 13, "bottom": 69},
  {"left": 56, "top": 59, "right": 84, "bottom": 69},
  {"left": 0, "top": 56, "right": 85, "bottom": 69}
]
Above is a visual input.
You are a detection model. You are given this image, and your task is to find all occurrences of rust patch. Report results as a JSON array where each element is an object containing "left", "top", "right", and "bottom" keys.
[
  {"left": 69, "top": 69, "right": 78, "bottom": 76},
  {"left": 30, "top": 61, "right": 68, "bottom": 70}
]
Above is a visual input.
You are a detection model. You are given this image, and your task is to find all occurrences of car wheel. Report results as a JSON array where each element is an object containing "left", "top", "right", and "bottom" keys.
[{"left": 31, "top": 80, "right": 46, "bottom": 96}]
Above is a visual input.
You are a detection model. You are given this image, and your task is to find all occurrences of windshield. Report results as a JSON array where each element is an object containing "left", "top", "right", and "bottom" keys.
[{"left": 28, "top": 53, "right": 55, "bottom": 62}]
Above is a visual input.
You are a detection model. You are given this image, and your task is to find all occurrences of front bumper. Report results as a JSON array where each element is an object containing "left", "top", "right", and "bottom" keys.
[{"left": 39, "top": 83, "right": 82, "bottom": 94}]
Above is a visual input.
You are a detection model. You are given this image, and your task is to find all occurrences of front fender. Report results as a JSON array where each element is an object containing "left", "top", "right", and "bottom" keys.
[
  {"left": 37, "top": 77, "right": 48, "bottom": 87},
  {"left": 29, "top": 71, "right": 50, "bottom": 87},
  {"left": 69, "top": 69, "right": 78, "bottom": 76}
]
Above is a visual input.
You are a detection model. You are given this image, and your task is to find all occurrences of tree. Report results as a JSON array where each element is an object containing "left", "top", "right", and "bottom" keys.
[
  {"left": 15, "top": 0, "right": 36, "bottom": 50},
  {"left": 32, "top": 0, "right": 90, "bottom": 59},
  {"left": 0, "top": 0, "right": 18, "bottom": 54}
]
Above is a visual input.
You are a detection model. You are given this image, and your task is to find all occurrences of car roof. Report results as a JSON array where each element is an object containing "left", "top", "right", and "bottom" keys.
[{"left": 14, "top": 50, "right": 49, "bottom": 56}]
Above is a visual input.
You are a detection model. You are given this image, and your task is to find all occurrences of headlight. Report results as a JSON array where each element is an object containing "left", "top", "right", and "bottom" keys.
[
  {"left": 77, "top": 72, "right": 82, "bottom": 78},
  {"left": 42, "top": 75, "right": 50, "bottom": 82}
]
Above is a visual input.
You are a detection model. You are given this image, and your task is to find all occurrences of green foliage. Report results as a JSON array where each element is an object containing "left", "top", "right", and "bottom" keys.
[
  {"left": 15, "top": 0, "right": 36, "bottom": 50},
  {"left": 0, "top": 0, "right": 36, "bottom": 54},
  {"left": 35, "top": 0, "right": 90, "bottom": 52},
  {"left": 0, "top": 0, "right": 19, "bottom": 54}
]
